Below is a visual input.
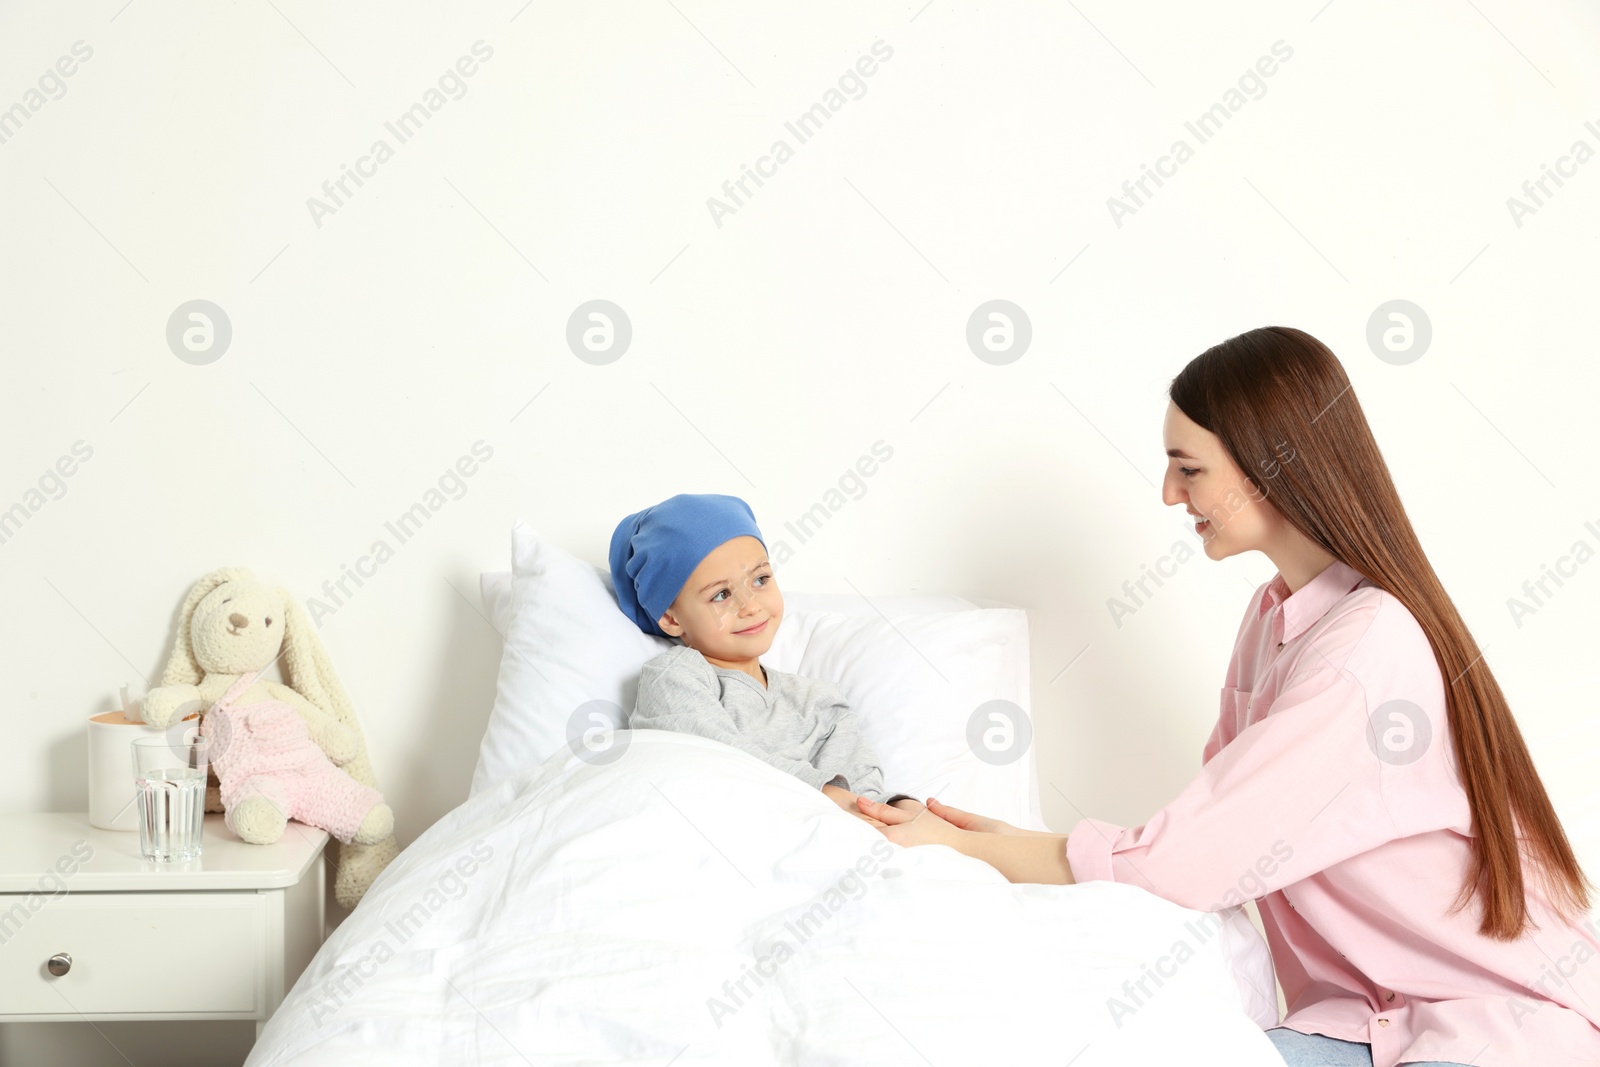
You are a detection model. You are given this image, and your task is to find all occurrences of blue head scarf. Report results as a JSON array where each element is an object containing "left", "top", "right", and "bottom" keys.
[{"left": 608, "top": 493, "right": 767, "bottom": 638}]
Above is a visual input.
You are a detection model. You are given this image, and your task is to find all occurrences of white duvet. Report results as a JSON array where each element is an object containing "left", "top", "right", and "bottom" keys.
[{"left": 247, "top": 731, "right": 1284, "bottom": 1066}]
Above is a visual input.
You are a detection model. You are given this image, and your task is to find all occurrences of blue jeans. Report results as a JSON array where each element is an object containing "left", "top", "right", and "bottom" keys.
[{"left": 1266, "top": 1027, "right": 1471, "bottom": 1067}]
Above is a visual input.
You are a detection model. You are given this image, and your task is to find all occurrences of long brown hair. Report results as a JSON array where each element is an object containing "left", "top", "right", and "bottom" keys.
[{"left": 1170, "top": 325, "right": 1589, "bottom": 941}]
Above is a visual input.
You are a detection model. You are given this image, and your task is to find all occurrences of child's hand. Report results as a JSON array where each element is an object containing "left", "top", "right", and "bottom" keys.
[
  {"left": 821, "top": 783, "right": 886, "bottom": 827},
  {"left": 820, "top": 782, "right": 855, "bottom": 811}
]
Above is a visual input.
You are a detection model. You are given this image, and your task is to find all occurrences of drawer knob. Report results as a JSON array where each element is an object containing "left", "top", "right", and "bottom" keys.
[{"left": 47, "top": 952, "right": 71, "bottom": 977}]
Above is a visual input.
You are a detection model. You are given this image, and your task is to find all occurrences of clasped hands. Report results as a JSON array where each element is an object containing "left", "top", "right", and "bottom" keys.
[
  {"left": 821, "top": 782, "right": 1074, "bottom": 885},
  {"left": 820, "top": 782, "right": 1034, "bottom": 848}
]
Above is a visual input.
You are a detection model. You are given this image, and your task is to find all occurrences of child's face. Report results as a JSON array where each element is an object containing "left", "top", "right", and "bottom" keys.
[{"left": 656, "top": 536, "right": 782, "bottom": 660}]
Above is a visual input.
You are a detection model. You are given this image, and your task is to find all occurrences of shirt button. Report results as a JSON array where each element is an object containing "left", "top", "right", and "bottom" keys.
[
  {"left": 1385, "top": 993, "right": 1395, "bottom": 1003},
  {"left": 1377, "top": 1018, "right": 1389, "bottom": 1027}
]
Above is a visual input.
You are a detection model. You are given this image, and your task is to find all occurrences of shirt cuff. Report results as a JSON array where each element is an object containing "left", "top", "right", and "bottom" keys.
[{"left": 1065, "top": 817, "right": 1124, "bottom": 884}]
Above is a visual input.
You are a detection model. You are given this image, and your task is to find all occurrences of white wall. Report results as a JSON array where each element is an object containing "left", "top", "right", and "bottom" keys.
[{"left": 3, "top": 1, "right": 1598, "bottom": 1062}]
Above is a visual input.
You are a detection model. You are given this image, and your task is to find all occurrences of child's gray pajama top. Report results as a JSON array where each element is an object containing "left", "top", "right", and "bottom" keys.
[{"left": 629, "top": 644, "right": 893, "bottom": 801}]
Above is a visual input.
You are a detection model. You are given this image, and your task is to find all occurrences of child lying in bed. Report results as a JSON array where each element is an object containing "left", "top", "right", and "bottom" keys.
[{"left": 609, "top": 493, "right": 919, "bottom": 825}]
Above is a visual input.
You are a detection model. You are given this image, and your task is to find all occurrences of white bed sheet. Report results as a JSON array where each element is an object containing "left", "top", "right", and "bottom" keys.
[{"left": 246, "top": 731, "right": 1283, "bottom": 1066}]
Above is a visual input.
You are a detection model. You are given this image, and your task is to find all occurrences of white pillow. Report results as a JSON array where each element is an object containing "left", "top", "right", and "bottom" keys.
[
  {"left": 762, "top": 608, "right": 1040, "bottom": 828},
  {"left": 470, "top": 522, "right": 1045, "bottom": 830}
]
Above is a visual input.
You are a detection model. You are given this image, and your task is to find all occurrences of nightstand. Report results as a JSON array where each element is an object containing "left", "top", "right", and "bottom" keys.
[{"left": 0, "top": 812, "right": 328, "bottom": 1039}]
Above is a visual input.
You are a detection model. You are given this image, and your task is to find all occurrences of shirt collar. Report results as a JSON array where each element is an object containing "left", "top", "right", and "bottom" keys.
[{"left": 1257, "top": 560, "right": 1369, "bottom": 645}]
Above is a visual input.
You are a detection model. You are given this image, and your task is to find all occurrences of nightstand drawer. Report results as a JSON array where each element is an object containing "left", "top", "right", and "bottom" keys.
[{"left": 0, "top": 892, "right": 266, "bottom": 1016}]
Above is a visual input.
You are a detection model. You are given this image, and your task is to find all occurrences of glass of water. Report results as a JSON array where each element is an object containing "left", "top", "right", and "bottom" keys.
[{"left": 132, "top": 734, "right": 207, "bottom": 861}]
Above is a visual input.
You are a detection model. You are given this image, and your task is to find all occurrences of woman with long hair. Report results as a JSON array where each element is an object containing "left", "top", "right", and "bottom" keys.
[{"left": 857, "top": 326, "right": 1598, "bottom": 1067}]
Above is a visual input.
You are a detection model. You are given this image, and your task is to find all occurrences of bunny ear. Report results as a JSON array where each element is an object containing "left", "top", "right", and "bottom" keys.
[
  {"left": 161, "top": 566, "right": 256, "bottom": 686},
  {"left": 279, "top": 591, "right": 359, "bottom": 734}
]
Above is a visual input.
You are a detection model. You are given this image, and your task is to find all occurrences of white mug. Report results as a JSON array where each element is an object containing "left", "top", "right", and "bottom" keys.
[{"left": 87, "top": 711, "right": 167, "bottom": 831}]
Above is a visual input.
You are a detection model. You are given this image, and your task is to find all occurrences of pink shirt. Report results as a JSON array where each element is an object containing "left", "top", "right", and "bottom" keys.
[{"left": 1066, "top": 560, "right": 1600, "bottom": 1067}]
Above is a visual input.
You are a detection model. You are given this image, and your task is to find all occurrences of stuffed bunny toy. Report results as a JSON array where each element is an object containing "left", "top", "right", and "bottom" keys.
[
  {"left": 143, "top": 566, "right": 400, "bottom": 909},
  {"left": 198, "top": 666, "right": 392, "bottom": 847}
]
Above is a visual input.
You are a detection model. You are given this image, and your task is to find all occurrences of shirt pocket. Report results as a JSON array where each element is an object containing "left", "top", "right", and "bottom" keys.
[{"left": 1220, "top": 685, "right": 1254, "bottom": 735}]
